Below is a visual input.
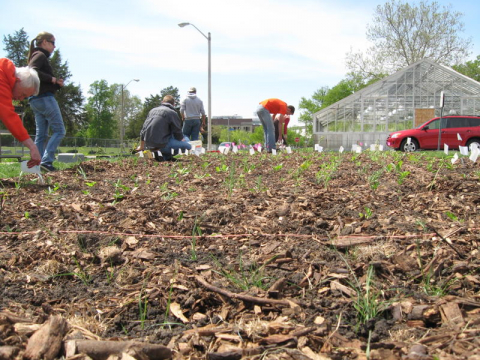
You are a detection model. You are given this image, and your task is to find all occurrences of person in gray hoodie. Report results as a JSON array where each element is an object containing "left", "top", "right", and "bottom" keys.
[{"left": 180, "top": 87, "right": 206, "bottom": 141}]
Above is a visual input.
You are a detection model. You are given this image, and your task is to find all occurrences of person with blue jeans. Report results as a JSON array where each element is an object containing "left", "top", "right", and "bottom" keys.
[
  {"left": 180, "top": 87, "right": 206, "bottom": 141},
  {"left": 28, "top": 31, "right": 65, "bottom": 172},
  {"left": 136, "top": 95, "right": 191, "bottom": 161},
  {"left": 256, "top": 99, "right": 295, "bottom": 152}
]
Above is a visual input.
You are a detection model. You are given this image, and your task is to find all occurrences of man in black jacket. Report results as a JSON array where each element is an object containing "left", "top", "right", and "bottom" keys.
[{"left": 137, "top": 95, "right": 191, "bottom": 161}]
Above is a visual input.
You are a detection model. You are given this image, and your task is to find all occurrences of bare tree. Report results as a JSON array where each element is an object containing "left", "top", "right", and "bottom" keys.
[{"left": 346, "top": 0, "right": 472, "bottom": 80}]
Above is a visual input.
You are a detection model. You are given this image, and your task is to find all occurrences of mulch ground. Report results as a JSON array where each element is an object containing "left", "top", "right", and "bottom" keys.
[{"left": 0, "top": 150, "right": 479, "bottom": 360}]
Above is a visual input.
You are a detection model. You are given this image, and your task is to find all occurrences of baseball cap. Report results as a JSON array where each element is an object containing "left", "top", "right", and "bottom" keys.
[{"left": 189, "top": 87, "right": 196, "bottom": 93}]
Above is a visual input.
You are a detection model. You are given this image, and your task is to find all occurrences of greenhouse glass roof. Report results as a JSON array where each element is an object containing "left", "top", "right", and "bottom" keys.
[{"left": 314, "top": 59, "right": 480, "bottom": 133}]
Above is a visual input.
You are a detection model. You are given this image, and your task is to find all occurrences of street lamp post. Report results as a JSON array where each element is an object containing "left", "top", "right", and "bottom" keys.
[
  {"left": 178, "top": 22, "right": 212, "bottom": 151},
  {"left": 121, "top": 79, "right": 139, "bottom": 153}
]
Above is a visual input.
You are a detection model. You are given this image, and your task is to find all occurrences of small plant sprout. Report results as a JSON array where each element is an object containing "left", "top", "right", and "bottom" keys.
[
  {"left": 191, "top": 217, "right": 202, "bottom": 261},
  {"left": 359, "top": 207, "right": 373, "bottom": 219}
]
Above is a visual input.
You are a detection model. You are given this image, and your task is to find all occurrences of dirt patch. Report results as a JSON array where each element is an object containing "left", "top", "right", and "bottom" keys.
[{"left": 0, "top": 151, "right": 479, "bottom": 359}]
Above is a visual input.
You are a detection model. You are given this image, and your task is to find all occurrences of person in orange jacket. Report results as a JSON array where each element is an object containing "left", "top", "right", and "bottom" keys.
[
  {"left": 0, "top": 58, "right": 41, "bottom": 167},
  {"left": 256, "top": 98, "right": 294, "bottom": 152}
]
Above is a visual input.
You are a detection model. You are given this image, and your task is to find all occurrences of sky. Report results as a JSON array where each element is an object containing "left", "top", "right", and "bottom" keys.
[{"left": 1, "top": 0, "right": 479, "bottom": 127}]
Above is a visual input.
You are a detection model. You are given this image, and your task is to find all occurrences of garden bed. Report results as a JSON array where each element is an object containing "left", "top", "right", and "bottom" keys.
[{"left": 0, "top": 150, "right": 479, "bottom": 359}]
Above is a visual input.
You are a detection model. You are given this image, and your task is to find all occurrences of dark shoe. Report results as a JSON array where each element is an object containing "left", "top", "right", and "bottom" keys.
[{"left": 40, "top": 164, "right": 56, "bottom": 172}]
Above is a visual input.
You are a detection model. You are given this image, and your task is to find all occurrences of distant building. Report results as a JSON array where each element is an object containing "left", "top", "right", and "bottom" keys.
[
  {"left": 313, "top": 59, "right": 480, "bottom": 149},
  {"left": 211, "top": 116, "right": 260, "bottom": 132}
]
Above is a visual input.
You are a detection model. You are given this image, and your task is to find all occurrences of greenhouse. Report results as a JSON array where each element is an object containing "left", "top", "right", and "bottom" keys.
[{"left": 313, "top": 58, "right": 480, "bottom": 149}]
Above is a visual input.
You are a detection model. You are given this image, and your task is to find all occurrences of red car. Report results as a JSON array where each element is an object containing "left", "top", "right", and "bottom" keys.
[{"left": 386, "top": 115, "right": 480, "bottom": 152}]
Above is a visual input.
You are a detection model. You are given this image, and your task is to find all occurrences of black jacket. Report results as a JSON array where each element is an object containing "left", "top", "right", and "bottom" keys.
[
  {"left": 140, "top": 103, "right": 184, "bottom": 149},
  {"left": 28, "top": 48, "right": 61, "bottom": 95}
]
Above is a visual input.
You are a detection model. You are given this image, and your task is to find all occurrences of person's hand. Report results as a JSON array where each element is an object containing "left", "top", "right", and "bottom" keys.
[
  {"left": 57, "top": 78, "right": 65, "bottom": 87},
  {"left": 21, "top": 138, "right": 41, "bottom": 168}
]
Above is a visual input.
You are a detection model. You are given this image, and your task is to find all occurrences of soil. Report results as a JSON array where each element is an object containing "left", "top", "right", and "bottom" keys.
[{"left": 0, "top": 150, "right": 479, "bottom": 360}]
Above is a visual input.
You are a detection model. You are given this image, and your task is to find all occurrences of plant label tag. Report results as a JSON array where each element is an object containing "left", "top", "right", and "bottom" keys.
[
  {"left": 201, "top": 147, "right": 206, "bottom": 154},
  {"left": 457, "top": 133, "right": 462, "bottom": 141},
  {"left": 407, "top": 137, "right": 411, "bottom": 144},
  {"left": 223, "top": 147, "right": 230, "bottom": 154},
  {"left": 232, "top": 146, "right": 238, "bottom": 153},
  {"left": 459, "top": 146, "right": 469, "bottom": 155},
  {"left": 21, "top": 161, "right": 41, "bottom": 174},
  {"left": 444, "top": 144, "right": 449, "bottom": 155},
  {"left": 249, "top": 148, "right": 255, "bottom": 155},
  {"left": 339, "top": 146, "right": 344, "bottom": 153},
  {"left": 20, "top": 161, "right": 44, "bottom": 184},
  {"left": 470, "top": 147, "right": 479, "bottom": 163},
  {"left": 317, "top": 146, "right": 323, "bottom": 153},
  {"left": 286, "top": 147, "right": 292, "bottom": 154},
  {"left": 257, "top": 146, "right": 262, "bottom": 153},
  {"left": 314, "top": 144, "right": 320, "bottom": 151},
  {"left": 171, "top": 148, "right": 174, "bottom": 155},
  {"left": 272, "top": 149, "right": 277, "bottom": 155},
  {"left": 139, "top": 151, "right": 144, "bottom": 158},
  {"left": 355, "top": 145, "right": 362, "bottom": 154},
  {"left": 155, "top": 151, "right": 162, "bottom": 158},
  {"left": 451, "top": 153, "right": 458, "bottom": 164},
  {"left": 370, "top": 144, "right": 376, "bottom": 151},
  {"left": 379, "top": 145, "right": 384, "bottom": 151}
]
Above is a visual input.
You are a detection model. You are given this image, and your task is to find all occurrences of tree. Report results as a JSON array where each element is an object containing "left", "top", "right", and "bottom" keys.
[
  {"left": 85, "top": 80, "right": 116, "bottom": 139},
  {"left": 160, "top": 86, "right": 181, "bottom": 105},
  {"left": 452, "top": 55, "right": 480, "bottom": 82},
  {"left": 346, "top": 0, "right": 472, "bottom": 81},
  {"left": 2, "top": 28, "right": 29, "bottom": 66}
]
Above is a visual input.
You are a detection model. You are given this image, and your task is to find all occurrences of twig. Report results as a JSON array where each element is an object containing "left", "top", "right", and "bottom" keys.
[
  {"left": 428, "top": 226, "right": 465, "bottom": 259},
  {"left": 195, "top": 276, "right": 295, "bottom": 307}
]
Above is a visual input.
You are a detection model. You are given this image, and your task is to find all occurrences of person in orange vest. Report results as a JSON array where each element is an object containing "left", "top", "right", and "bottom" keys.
[
  {"left": 256, "top": 98, "right": 294, "bottom": 152},
  {"left": 0, "top": 58, "right": 41, "bottom": 167}
]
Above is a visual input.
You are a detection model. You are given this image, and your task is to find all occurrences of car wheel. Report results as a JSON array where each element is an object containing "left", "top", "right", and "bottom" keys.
[
  {"left": 400, "top": 138, "right": 419, "bottom": 152},
  {"left": 466, "top": 138, "right": 480, "bottom": 151}
]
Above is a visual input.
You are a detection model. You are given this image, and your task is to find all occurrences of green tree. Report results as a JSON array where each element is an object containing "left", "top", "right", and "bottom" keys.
[
  {"left": 85, "top": 80, "right": 116, "bottom": 139},
  {"left": 298, "top": 87, "right": 329, "bottom": 135},
  {"left": 2, "top": 28, "right": 29, "bottom": 66},
  {"left": 346, "top": 0, "right": 472, "bottom": 81},
  {"left": 160, "top": 86, "right": 180, "bottom": 105},
  {"left": 452, "top": 55, "right": 480, "bottom": 82}
]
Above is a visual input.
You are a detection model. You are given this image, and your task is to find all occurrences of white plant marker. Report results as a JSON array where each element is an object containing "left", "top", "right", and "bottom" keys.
[
  {"left": 257, "top": 145, "right": 262, "bottom": 153},
  {"left": 470, "top": 147, "right": 479, "bottom": 163},
  {"left": 317, "top": 146, "right": 323, "bottom": 153},
  {"left": 370, "top": 144, "right": 376, "bottom": 151},
  {"left": 272, "top": 149, "right": 277, "bottom": 155},
  {"left": 20, "top": 161, "right": 44, "bottom": 184},
  {"left": 355, "top": 145, "right": 362, "bottom": 154},
  {"left": 314, "top": 144, "right": 320, "bottom": 151},
  {"left": 451, "top": 153, "right": 458, "bottom": 164},
  {"left": 139, "top": 151, "right": 144, "bottom": 158},
  {"left": 171, "top": 148, "right": 175, "bottom": 155},
  {"left": 286, "top": 147, "right": 292, "bottom": 154},
  {"left": 444, "top": 144, "right": 449, "bottom": 155},
  {"left": 457, "top": 133, "right": 462, "bottom": 141},
  {"left": 379, "top": 145, "right": 384, "bottom": 151},
  {"left": 232, "top": 145, "right": 238, "bottom": 153},
  {"left": 249, "top": 148, "right": 255, "bottom": 155},
  {"left": 339, "top": 146, "right": 344, "bottom": 153},
  {"left": 407, "top": 137, "right": 411, "bottom": 144},
  {"left": 459, "top": 146, "right": 469, "bottom": 156}
]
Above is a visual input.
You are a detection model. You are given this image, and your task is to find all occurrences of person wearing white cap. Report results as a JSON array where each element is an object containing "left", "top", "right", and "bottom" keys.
[{"left": 180, "top": 86, "right": 206, "bottom": 141}]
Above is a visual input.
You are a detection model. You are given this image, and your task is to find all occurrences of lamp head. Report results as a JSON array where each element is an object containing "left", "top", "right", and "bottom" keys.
[
  {"left": 134, "top": 79, "right": 140, "bottom": 82},
  {"left": 178, "top": 22, "right": 190, "bottom": 27}
]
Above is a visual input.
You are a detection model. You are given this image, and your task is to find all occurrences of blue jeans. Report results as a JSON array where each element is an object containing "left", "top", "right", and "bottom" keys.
[
  {"left": 160, "top": 136, "right": 192, "bottom": 159},
  {"left": 256, "top": 105, "right": 276, "bottom": 151},
  {"left": 183, "top": 119, "right": 201, "bottom": 141},
  {"left": 29, "top": 95, "right": 66, "bottom": 166}
]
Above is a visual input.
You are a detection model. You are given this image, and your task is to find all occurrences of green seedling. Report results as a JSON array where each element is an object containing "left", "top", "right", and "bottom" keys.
[
  {"left": 273, "top": 164, "right": 283, "bottom": 171},
  {"left": 397, "top": 171, "right": 410, "bottom": 185},
  {"left": 359, "top": 207, "right": 373, "bottom": 219}
]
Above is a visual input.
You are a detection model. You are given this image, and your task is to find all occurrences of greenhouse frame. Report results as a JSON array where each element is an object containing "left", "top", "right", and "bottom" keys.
[{"left": 313, "top": 59, "right": 480, "bottom": 149}]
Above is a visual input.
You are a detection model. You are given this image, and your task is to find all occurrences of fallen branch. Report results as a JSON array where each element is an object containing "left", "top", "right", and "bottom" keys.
[
  {"left": 195, "top": 276, "right": 296, "bottom": 307},
  {"left": 64, "top": 340, "right": 172, "bottom": 360},
  {"left": 428, "top": 226, "right": 465, "bottom": 259}
]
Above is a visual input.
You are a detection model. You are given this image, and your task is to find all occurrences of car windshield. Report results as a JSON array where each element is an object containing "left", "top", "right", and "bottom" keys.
[{"left": 417, "top": 118, "right": 441, "bottom": 129}]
